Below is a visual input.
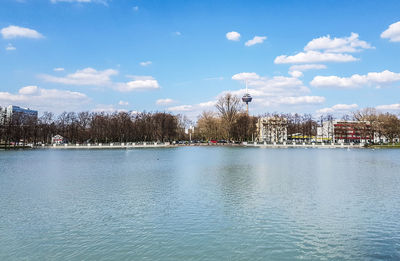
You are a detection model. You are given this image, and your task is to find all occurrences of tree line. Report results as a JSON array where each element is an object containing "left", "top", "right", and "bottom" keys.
[
  {"left": 353, "top": 108, "right": 400, "bottom": 143},
  {"left": 1, "top": 94, "right": 400, "bottom": 147},
  {"left": 0, "top": 109, "right": 188, "bottom": 147},
  {"left": 195, "top": 94, "right": 321, "bottom": 142},
  {"left": 194, "top": 94, "right": 258, "bottom": 141}
]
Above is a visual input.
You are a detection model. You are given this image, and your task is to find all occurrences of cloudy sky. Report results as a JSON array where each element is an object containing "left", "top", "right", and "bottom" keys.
[{"left": 1, "top": 0, "right": 400, "bottom": 117}]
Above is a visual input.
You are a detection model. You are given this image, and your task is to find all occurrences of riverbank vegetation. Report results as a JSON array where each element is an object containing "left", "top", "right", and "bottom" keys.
[
  {"left": 368, "top": 143, "right": 400, "bottom": 149},
  {"left": 0, "top": 110, "right": 186, "bottom": 146},
  {"left": 353, "top": 108, "right": 400, "bottom": 143}
]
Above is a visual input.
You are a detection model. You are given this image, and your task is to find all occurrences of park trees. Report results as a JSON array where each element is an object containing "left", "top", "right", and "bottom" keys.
[{"left": 215, "top": 93, "right": 242, "bottom": 140}]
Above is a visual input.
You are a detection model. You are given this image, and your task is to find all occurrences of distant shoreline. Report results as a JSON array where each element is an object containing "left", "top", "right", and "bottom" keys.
[
  {"left": 2, "top": 141, "right": 400, "bottom": 150},
  {"left": 2, "top": 143, "right": 400, "bottom": 150}
]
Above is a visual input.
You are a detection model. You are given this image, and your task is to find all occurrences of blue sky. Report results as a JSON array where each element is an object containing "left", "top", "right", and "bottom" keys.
[{"left": 1, "top": 0, "right": 400, "bottom": 117}]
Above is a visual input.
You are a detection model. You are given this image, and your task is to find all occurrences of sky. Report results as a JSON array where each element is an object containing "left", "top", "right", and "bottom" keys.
[{"left": 1, "top": 0, "right": 400, "bottom": 118}]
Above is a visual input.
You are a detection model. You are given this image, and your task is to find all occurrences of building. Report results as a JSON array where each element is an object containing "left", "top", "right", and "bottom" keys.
[
  {"left": 317, "top": 120, "right": 372, "bottom": 143},
  {"left": 0, "top": 107, "right": 6, "bottom": 125},
  {"left": 52, "top": 135, "right": 64, "bottom": 144},
  {"left": 4, "top": 105, "right": 38, "bottom": 124},
  {"left": 334, "top": 121, "right": 372, "bottom": 143},
  {"left": 373, "top": 133, "right": 400, "bottom": 144},
  {"left": 316, "top": 121, "right": 335, "bottom": 143},
  {"left": 257, "top": 116, "right": 288, "bottom": 143},
  {"left": 288, "top": 133, "right": 316, "bottom": 142}
]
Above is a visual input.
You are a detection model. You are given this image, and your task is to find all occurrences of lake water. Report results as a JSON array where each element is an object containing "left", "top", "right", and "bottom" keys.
[{"left": 0, "top": 147, "right": 399, "bottom": 260}]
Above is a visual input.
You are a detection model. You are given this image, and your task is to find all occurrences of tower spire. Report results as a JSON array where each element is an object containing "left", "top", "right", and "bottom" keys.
[{"left": 241, "top": 79, "right": 252, "bottom": 114}]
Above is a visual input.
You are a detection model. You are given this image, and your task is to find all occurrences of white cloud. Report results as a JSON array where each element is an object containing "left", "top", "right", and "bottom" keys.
[
  {"left": 311, "top": 75, "right": 364, "bottom": 89},
  {"left": 289, "top": 64, "right": 327, "bottom": 72},
  {"left": 277, "top": 96, "right": 325, "bottom": 105},
  {"left": 275, "top": 33, "right": 372, "bottom": 64},
  {"left": 5, "top": 43, "right": 16, "bottom": 51},
  {"left": 167, "top": 100, "right": 216, "bottom": 113},
  {"left": 167, "top": 105, "right": 193, "bottom": 112},
  {"left": 133, "top": 6, "right": 139, "bottom": 11},
  {"left": 304, "top": 33, "right": 373, "bottom": 53},
  {"left": 230, "top": 72, "right": 324, "bottom": 107},
  {"left": 41, "top": 67, "right": 160, "bottom": 92},
  {"left": 331, "top": 104, "right": 359, "bottom": 110},
  {"left": 0, "top": 86, "right": 89, "bottom": 113},
  {"left": 18, "top": 85, "right": 40, "bottom": 95},
  {"left": 156, "top": 98, "right": 175, "bottom": 105},
  {"left": 167, "top": 71, "right": 326, "bottom": 116},
  {"left": 41, "top": 67, "right": 118, "bottom": 86},
  {"left": 198, "top": 101, "right": 216, "bottom": 108},
  {"left": 174, "top": 31, "right": 181, "bottom": 36},
  {"left": 245, "top": 36, "right": 267, "bottom": 46},
  {"left": 226, "top": 31, "right": 240, "bottom": 41},
  {"left": 116, "top": 76, "right": 160, "bottom": 92},
  {"left": 53, "top": 67, "right": 65, "bottom": 72},
  {"left": 381, "top": 21, "right": 400, "bottom": 42},
  {"left": 140, "top": 61, "right": 152, "bottom": 67},
  {"left": 288, "top": 70, "right": 303, "bottom": 78},
  {"left": 231, "top": 72, "right": 308, "bottom": 95},
  {"left": 275, "top": 51, "right": 357, "bottom": 64},
  {"left": 311, "top": 70, "right": 400, "bottom": 88},
  {"left": 228, "top": 73, "right": 310, "bottom": 103},
  {"left": 118, "top": 100, "right": 129, "bottom": 106},
  {"left": 232, "top": 72, "right": 260, "bottom": 81},
  {"left": 92, "top": 104, "right": 128, "bottom": 113},
  {"left": 376, "top": 103, "right": 400, "bottom": 110},
  {"left": 1, "top": 25, "right": 43, "bottom": 39},
  {"left": 317, "top": 104, "right": 358, "bottom": 114}
]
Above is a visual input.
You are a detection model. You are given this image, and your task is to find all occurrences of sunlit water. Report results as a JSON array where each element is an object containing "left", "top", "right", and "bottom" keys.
[{"left": 0, "top": 147, "right": 399, "bottom": 260}]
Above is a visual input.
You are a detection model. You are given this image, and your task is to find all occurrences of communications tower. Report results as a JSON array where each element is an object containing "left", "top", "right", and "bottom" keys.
[{"left": 241, "top": 81, "right": 252, "bottom": 114}]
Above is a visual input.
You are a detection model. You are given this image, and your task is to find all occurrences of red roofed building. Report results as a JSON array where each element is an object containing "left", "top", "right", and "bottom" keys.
[{"left": 334, "top": 121, "right": 372, "bottom": 143}]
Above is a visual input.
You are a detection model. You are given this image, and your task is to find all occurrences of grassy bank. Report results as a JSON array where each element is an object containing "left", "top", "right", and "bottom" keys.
[{"left": 368, "top": 143, "right": 400, "bottom": 149}]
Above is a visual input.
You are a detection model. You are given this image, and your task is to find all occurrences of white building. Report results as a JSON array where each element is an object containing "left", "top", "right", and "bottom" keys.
[
  {"left": 373, "top": 133, "right": 400, "bottom": 143},
  {"left": 257, "top": 116, "right": 288, "bottom": 143},
  {"left": 0, "top": 107, "right": 6, "bottom": 125},
  {"left": 3, "top": 105, "right": 38, "bottom": 124},
  {"left": 316, "top": 121, "right": 335, "bottom": 143},
  {"left": 52, "top": 135, "right": 64, "bottom": 144}
]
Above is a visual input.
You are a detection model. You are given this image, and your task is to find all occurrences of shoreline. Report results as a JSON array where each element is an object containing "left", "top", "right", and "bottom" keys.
[
  {"left": 2, "top": 142, "right": 399, "bottom": 150},
  {"left": 22, "top": 142, "right": 368, "bottom": 149}
]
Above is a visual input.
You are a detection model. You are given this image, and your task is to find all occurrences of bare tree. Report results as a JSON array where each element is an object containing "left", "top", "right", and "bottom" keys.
[
  {"left": 196, "top": 111, "right": 221, "bottom": 141},
  {"left": 215, "top": 93, "right": 242, "bottom": 140}
]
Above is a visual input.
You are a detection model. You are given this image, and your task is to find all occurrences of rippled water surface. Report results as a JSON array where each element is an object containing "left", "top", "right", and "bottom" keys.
[{"left": 1, "top": 147, "right": 400, "bottom": 260}]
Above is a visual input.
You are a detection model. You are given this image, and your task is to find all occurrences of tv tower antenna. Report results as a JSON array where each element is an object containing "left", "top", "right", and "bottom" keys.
[{"left": 241, "top": 80, "right": 252, "bottom": 114}]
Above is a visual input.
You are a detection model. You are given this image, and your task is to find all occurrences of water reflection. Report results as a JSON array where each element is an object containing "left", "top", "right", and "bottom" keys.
[{"left": 0, "top": 148, "right": 399, "bottom": 260}]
